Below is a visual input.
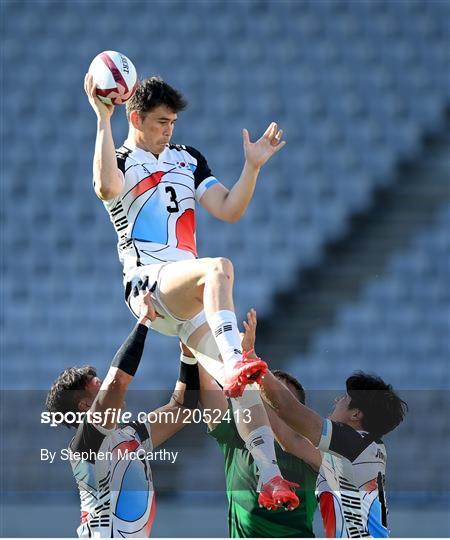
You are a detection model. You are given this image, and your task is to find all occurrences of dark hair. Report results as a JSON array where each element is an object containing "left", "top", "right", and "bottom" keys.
[
  {"left": 126, "top": 76, "right": 187, "bottom": 119},
  {"left": 273, "top": 369, "right": 306, "bottom": 404},
  {"left": 45, "top": 366, "right": 97, "bottom": 428},
  {"left": 346, "top": 371, "right": 408, "bottom": 437}
]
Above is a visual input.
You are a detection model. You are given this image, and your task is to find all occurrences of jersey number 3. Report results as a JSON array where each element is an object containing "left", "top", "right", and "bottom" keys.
[{"left": 165, "top": 186, "right": 179, "bottom": 213}]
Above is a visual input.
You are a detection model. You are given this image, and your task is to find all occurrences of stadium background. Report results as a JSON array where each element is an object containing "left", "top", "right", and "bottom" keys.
[{"left": 1, "top": 0, "right": 449, "bottom": 536}]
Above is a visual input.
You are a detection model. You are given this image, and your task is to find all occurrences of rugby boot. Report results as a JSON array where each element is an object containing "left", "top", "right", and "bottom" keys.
[
  {"left": 223, "top": 350, "right": 268, "bottom": 398},
  {"left": 258, "top": 475, "right": 300, "bottom": 511}
]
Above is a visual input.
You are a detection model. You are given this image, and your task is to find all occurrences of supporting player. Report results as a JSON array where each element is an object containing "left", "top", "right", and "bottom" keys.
[
  {"left": 259, "top": 364, "right": 408, "bottom": 537},
  {"left": 190, "top": 309, "right": 321, "bottom": 537},
  {"left": 45, "top": 283, "right": 200, "bottom": 538},
  {"left": 84, "top": 74, "right": 299, "bottom": 509}
]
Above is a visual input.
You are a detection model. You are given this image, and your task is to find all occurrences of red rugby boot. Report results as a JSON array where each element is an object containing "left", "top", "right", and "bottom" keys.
[
  {"left": 258, "top": 475, "right": 300, "bottom": 511},
  {"left": 223, "top": 350, "right": 268, "bottom": 398}
]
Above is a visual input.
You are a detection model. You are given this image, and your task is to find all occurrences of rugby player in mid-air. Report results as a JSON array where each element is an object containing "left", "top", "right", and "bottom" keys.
[
  {"left": 84, "top": 73, "right": 299, "bottom": 509},
  {"left": 259, "top": 360, "right": 408, "bottom": 537},
  {"left": 45, "top": 281, "right": 200, "bottom": 538},
  {"left": 188, "top": 309, "right": 321, "bottom": 537}
]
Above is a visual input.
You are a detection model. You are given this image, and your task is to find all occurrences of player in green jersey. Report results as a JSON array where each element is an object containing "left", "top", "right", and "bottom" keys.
[{"left": 183, "top": 310, "right": 322, "bottom": 538}]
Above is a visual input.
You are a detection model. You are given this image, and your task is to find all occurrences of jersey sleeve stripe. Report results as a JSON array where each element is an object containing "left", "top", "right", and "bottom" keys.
[
  {"left": 318, "top": 418, "right": 333, "bottom": 451},
  {"left": 195, "top": 176, "right": 219, "bottom": 202}
]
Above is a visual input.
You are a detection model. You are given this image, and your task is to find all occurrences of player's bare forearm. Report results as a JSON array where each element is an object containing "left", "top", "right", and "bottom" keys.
[
  {"left": 265, "top": 405, "right": 322, "bottom": 471},
  {"left": 93, "top": 117, "right": 123, "bottom": 200},
  {"left": 151, "top": 386, "right": 192, "bottom": 448},
  {"left": 221, "top": 161, "right": 260, "bottom": 222},
  {"left": 200, "top": 164, "right": 259, "bottom": 223},
  {"left": 151, "top": 406, "right": 189, "bottom": 448},
  {"left": 152, "top": 356, "right": 202, "bottom": 446},
  {"left": 260, "top": 371, "right": 323, "bottom": 446}
]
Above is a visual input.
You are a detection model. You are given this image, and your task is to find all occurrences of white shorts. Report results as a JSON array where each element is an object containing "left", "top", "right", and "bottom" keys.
[{"left": 125, "top": 263, "right": 207, "bottom": 343}]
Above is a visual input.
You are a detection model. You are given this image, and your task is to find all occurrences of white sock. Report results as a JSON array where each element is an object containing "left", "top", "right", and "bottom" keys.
[
  {"left": 244, "top": 426, "right": 281, "bottom": 486},
  {"left": 208, "top": 310, "right": 242, "bottom": 369},
  {"left": 180, "top": 353, "right": 197, "bottom": 365}
]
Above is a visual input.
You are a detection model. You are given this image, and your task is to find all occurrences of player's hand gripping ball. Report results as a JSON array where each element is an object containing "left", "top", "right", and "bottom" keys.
[{"left": 88, "top": 50, "right": 137, "bottom": 105}]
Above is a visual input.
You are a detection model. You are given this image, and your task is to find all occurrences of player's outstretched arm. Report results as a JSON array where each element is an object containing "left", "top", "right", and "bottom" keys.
[
  {"left": 243, "top": 309, "right": 324, "bottom": 446},
  {"left": 265, "top": 407, "right": 322, "bottom": 471},
  {"left": 150, "top": 344, "right": 200, "bottom": 447},
  {"left": 200, "top": 122, "right": 285, "bottom": 223},
  {"left": 260, "top": 373, "right": 324, "bottom": 447},
  {"left": 84, "top": 73, "right": 124, "bottom": 201},
  {"left": 89, "top": 281, "right": 157, "bottom": 429},
  {"left": 241, "top": 309, "right": 321, "bottom": 469}
]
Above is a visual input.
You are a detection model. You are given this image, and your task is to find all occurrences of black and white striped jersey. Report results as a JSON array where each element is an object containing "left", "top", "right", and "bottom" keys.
[
  {"left": 317, "top": 419, "right": 389, "bottom": 538},
  {"left": 101, "top": 140, "right": 219, "bottom": 281},
  {"left": 69, "top": 417, "right": 156, "bottom": 538}
]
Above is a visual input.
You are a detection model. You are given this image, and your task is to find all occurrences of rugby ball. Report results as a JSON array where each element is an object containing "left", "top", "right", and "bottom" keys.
[{"left": 88, "top": 50, "right": 137, "bottom": 105}]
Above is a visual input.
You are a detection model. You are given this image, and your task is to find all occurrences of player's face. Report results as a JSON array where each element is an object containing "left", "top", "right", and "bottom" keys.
[
  {"left": 85, "top": 375, "right": 101, "bottom": 400},
  {"left": 329, "top": 393, "right": 352, "bottom": 423},
  {"left": 76, "top": 375, "right": 101, "bottom": 412},
  {"left": 138, "top": 105, "right": 178, "bottom": 155}
]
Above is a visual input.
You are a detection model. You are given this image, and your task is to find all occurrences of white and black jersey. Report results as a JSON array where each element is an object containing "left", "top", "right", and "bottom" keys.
[
  {"left": 317, "top": 419, "right": 389, "bottom": 538},
  {"left": 69, "top": 417, "right": 156, "bottom": 538},
  {"left": 101, "top": 141, "right": 219, "bottom": 281}
]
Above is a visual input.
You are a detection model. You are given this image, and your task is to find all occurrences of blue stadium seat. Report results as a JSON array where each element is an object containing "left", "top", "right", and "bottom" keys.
[{"left": 2, "top": 0, "right": 448, "bottom": 433}]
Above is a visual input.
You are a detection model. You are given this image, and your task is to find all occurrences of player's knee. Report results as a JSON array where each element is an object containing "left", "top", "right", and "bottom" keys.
[
  {"left": 209, "top": 257, "right": 234, "bottom": 280},
  {"left": 203, "top": 257, "right": 234, "bottom": 285}
]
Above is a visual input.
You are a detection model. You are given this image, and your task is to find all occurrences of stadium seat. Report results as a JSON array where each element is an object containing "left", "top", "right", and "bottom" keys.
[{"left": 2, "top": 0, "right": 449, "bottom": 498}]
